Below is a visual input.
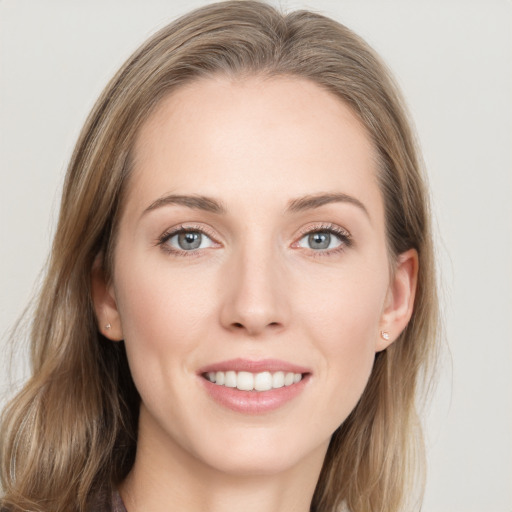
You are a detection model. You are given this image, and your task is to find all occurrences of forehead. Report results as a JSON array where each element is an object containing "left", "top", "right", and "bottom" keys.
[{"left": 127, "top": 75, "right": 381, "bottom": 216}]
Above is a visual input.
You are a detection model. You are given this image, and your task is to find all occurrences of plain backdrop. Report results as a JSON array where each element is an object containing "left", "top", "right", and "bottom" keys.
[{"left": 0, "top": 1, "right": 511, "bottom": 511}]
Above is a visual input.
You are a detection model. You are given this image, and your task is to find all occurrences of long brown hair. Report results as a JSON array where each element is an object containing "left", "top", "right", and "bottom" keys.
[{"left": 0, "top": 2, "right": 439, "bottom": 511}]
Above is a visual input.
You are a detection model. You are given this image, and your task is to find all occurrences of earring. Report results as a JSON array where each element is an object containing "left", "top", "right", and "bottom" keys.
[
  {"left": 380, "top": 330, "right": 390, "bottom": 341},
  {"left": 105, "top": 323, "right": 111, "bottom": 330}
]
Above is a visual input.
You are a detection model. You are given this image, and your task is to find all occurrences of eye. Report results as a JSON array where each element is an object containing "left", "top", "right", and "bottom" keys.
[
  {"left": 295, "top": 225, "right": 352, "bottom": 253},
  {"left": 298, "top": 231, "right": 342, "bottom": 250},
  {"left": 159, "top": 227, "right": 217, "bottom": 253}
]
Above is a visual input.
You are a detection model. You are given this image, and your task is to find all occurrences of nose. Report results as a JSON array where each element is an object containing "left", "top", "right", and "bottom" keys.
[{"left": 219, "top": 245, "right": 290, "bottom": 337}]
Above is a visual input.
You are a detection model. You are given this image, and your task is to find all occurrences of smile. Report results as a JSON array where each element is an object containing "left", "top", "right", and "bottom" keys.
[
  {"left": 204, "top": 370, "right": 303, "bottom": 391},
  {"left": 198, "top": 358, "right": 311, "bottom": 413}
]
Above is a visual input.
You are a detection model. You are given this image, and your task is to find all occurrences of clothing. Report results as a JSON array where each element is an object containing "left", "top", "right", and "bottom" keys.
[
  {"left": 88, "top": 489, "right": 127, "bottom": 512},
  {"left": 111, "top": 490, "right": 127, "bottom": 512}
]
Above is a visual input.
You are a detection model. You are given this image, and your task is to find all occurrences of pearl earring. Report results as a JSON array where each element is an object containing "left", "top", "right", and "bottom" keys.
[
  {"left": 105, "top": 323, "right": 111, "bottom": 330},
  {"left": 380, "top": 330, "right": 390, "bottom": 341}
]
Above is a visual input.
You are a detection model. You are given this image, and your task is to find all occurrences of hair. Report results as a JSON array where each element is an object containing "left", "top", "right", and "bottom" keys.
[{"left": 0, "top": 2, "right": 439, "bottom": 511}]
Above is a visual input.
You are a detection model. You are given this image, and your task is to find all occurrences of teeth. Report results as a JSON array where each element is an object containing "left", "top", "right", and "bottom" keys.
[
  {"left": 205, "top": 370, "right": 303, "bottom": 391},
  {"left": 225, "top": 371, "right": 237, "bottom": 388},
  {"left": 254, "top": 371, "right": 272, "bottom": 391},
  {"left": 272, "top": 371, "right": 285, "bottom": 388},
  {"left": 237, "top": 371, "right": 254, "bottom": 391}
]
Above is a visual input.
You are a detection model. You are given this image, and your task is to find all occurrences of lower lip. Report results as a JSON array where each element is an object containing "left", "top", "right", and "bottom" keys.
[{"left": 200, "top": 375, "right": 310, "bottom": 414}]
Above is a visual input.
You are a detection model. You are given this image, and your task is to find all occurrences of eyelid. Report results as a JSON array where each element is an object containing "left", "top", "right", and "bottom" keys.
[
  {"left": 291, "top": 222, "right": 353, "bottom": 253},
  {"left": 154, "top": 221, "right": 352, "bottom": 257},
  {"left": 295, "top": 222, "right": 351, "bottom": 239},
  {"left": 156, "top": 223, "right": 222, "bottom": 254}
]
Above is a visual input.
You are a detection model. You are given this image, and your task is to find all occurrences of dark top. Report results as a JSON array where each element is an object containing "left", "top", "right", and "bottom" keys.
[
  {"left": 88, "top": 489, "right": 127, "bottom": 512},
  {"left": 111, "top": 490, "right": 127, "bottom": 512}
]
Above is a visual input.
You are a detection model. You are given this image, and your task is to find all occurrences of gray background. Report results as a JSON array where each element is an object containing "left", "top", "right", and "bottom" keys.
[{"left": 1, "top": 1, "right": 511, "bottom": 510}]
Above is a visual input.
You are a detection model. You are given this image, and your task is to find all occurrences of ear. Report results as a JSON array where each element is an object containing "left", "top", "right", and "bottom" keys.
[
  {"left": 91, "top": 254, "right": 124, "bottom": 341},
  {"left": 377, "top": 248, "right": 418, "bottom": 352}
]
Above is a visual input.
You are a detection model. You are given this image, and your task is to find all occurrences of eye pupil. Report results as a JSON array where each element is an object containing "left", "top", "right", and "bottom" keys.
[
  {"left": 178, "top": 232, "right": 202, "bottom": 250},
  {"left": 308, "top": 232, "right": 330, "bottom": 250}
]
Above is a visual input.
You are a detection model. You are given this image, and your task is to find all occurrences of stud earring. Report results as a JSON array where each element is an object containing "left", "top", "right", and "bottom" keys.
[
  {"left": 380, "top": 330, "right": 390, "bottom": 341},
  {"left": 105, "top": 323, "right": 111, "bottom": 330}
]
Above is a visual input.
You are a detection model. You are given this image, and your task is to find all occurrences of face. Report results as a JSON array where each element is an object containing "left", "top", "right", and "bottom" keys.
[{"left": 94, "top": 76, "right": 417, "bottom": 478}]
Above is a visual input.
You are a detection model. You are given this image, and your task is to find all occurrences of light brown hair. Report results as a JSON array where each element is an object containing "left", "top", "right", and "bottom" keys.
[{"left": 0, "top": 2, "right": 438, "bottom": 511}]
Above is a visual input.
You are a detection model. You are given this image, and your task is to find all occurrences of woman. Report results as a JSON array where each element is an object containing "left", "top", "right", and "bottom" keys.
[{"left": 0, "top": 1, "right": 438, "bottom": 511}]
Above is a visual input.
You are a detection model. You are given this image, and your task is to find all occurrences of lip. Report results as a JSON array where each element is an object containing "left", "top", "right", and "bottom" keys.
[
  {"left": 197, "top": 358, "right": 311, "bottom": 414},
  {"left": 197, "top": 358, "right": 311, "bottom": 374}
]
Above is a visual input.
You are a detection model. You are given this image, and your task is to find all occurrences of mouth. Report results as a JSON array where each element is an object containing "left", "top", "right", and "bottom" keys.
[
  {"left": 197, "top": 359, "right": 311, "bottom": 414},
  {"left": 203, "top": 370, "right": 304, "bottom": 391}
]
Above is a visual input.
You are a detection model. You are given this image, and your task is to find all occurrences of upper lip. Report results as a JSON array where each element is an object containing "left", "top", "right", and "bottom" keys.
[{"left": 197, "top": 358, "right": 311, "bottom": 375}]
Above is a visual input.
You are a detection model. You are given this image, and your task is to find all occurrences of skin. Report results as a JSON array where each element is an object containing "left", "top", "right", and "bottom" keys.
[{"left": 92, "top": 76, "right": 417, "bottom": 512}]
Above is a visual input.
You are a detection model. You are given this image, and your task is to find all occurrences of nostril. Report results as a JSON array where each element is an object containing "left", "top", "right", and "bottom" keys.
[{"left": 232, "top": 321, "right": 280, "bottom": 330}]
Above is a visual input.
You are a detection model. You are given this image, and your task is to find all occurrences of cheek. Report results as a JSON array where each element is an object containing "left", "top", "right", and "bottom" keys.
[
  {"left": 295, "top": 262, "right": 387, "bottom": 414},
  {"left": 113, "top": 255, "right": 217, "bottom": 383},
  {"left": 297, "top": 259, "right": 387, "bottom": 343}
]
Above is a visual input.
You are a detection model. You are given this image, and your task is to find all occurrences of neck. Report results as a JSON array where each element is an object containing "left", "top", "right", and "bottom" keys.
[
  {"left": 119, "top": 411, "right": 327, "bottom": 512},
  {"left": 120, "top": 463, "right": 322, "bottom": 512}
]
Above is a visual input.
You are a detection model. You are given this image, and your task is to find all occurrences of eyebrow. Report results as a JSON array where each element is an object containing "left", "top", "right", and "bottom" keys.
[
  {"left": 141, "top": 191, "right": 369, "bottom": 218},
  {"left": 142, "top": 194, "right": 226, "bottom": 217},
  {"left": 286, "top": 192, "right": 369, "bottom": 218}
]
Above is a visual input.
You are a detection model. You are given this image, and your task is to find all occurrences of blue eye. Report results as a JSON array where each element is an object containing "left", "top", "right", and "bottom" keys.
[
  {"left": 163, "top": 230, "right": 216, "bottom": 251},
  {"left": 297, "top": 229, "right": 349, "bottom": 251}
]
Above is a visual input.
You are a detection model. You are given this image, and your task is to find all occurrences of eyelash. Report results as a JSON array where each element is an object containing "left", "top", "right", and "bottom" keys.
[
  {"left": 156, "top": 223, "right": 352, "bottom": 257},
  {"left": 156, "top": 224, "right": 219, "bottom": 257},
  {"left": 294, "top": 223, "right": 352, "bottom": 257}
]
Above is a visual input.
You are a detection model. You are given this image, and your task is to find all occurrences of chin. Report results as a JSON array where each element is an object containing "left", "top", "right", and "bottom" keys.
[{"left": 188, "top": 425, "right": 331, "bottom": 478}]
